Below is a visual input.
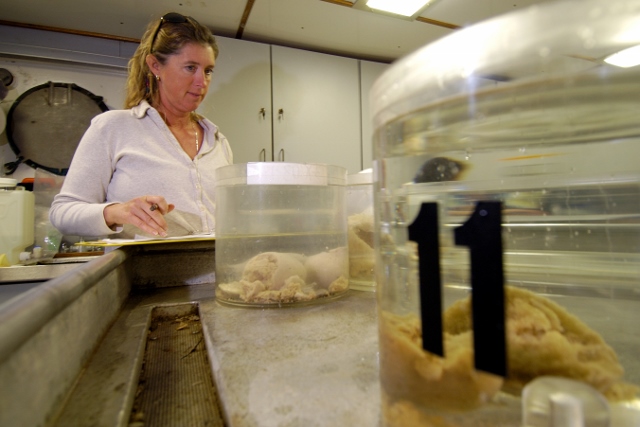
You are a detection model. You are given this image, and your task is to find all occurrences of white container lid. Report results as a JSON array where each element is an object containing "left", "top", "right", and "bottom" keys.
[
  {"left": 0, "top": 178, "right": 17, "bottom": 188},
  {"left": 348, "top": 169, "right": 373, "bottom": 185},
  {"left": 216, "top": 162, "right": 347, "bottom": 186}
]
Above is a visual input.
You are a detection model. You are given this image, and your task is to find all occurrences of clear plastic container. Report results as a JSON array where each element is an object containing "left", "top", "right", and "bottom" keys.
[
  {"left": 0, "top": 178, "right": 34, "bottom": 265},
  {"left": 214, "top": 162, "right": 349, "bottom": 307},
  {"left": 371, "top": 0, "right": 640, "bottom": 425},
  {"left": 347, "top": 170, "right": 375, "bottom": 291}
]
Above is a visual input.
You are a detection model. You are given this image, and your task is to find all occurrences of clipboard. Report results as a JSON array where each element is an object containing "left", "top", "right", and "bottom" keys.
[{"left": 77, "top": 233, "right": 215, "bottom": 247}]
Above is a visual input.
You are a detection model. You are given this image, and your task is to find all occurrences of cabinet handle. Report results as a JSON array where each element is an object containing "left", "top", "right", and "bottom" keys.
[
  {"left": 278, "top": 149, "right": 285, "bottom": 162},
  {"left": 278, "top": 108, "right": 284, "bottom": 120},
  {"left": 259, "top": 108, "right": 266, "bottom": 119},
  {"left": 259, "top": 148, "right": 266, "bottom": 162}
]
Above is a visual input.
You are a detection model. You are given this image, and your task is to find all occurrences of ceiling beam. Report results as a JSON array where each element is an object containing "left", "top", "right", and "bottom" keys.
[
  {"left": 236, "top": 0, "right": 257, "bottom": 39},
  {"left": 321, "top": 0, "right": 353, "bottom": 6},
  {"left": 416, "top": 16, "right": 459, "bottom": 29},
  {"left": 0, "top": 19, "right": 140, "bottom": 43}
]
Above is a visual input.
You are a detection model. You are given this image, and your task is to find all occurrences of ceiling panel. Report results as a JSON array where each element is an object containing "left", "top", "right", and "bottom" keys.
[
  {"left": 0, "top": 0, "right": 247, "bottom": 39},
  {"left": 0, "top": 0, "right": 556, "bottom": 63},
  {"left": 243, "top": 0, "right": 452, "bottom": 61},
  {"left": 423, "top": 0, "right": 558, "bottom": 27}
]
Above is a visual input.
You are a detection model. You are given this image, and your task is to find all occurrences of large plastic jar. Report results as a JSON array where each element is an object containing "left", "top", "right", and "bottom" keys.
[
  {"left": 214, "top": 162, "right": 349, "bottom": 307},
  {"left": 371, "top": 0, "right": 640, "bottom": 425},
  {"left": 346, "top": 170, "right": 375, "bottom": 291},
  {"left": 0, "top": 178, "right": 34, "bottom": 265}
]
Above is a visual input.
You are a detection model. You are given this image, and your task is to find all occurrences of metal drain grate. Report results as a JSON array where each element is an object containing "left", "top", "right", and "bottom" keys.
[{"left": 129, "top": 303, "right": 225, "bottom": 427}]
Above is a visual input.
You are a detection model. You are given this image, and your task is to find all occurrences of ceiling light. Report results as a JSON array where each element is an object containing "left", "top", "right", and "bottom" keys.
[
  {"left": 352, "top": 0, "right": 435, "bottom": 20},
  {"left": 366, "top": 0, "right": 431, "bottom": 17},
  {"left": 604, "top": 44, "right": 640, "bottom": 68}
]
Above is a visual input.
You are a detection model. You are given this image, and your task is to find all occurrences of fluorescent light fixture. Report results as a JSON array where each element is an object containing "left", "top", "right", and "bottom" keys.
[
  {"left": 351, "top": 0, "right": 435, "bottom": 20},
  {"left": 604, "top": 44, "right": 640, "bottom": 68},
  {"left": 366, "top": 0, "right": 431, "bottom": 17}
]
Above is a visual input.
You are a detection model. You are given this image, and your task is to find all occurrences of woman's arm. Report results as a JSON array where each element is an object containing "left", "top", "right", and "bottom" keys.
[{"left": 49, "top": 113, "right": 122, "bottom": 237}]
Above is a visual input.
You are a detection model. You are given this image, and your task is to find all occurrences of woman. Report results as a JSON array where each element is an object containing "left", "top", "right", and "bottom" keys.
[{"left": 49, "top": 12, "right": 232, "bottom": 239}]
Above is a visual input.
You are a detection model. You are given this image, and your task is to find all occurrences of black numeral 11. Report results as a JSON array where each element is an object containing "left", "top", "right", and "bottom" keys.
[{"left": 408, "top": 201, "right": 507, "bottom": 377}]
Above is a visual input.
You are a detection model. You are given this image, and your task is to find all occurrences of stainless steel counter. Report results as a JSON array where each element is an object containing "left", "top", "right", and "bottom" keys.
[
  {"left": 53, "top": 284, "right": 381, "bottom": 427},
  {"left": 0, "top": 261, "right": 89, "bottom": 308},
  {"left": 0, "top": 262, "right": 84, "bottom": 284},
  {"left": 201, "top": 290, "right": 380, "bottom": 427},
  {"left": 0, "top": 241, "right": 381, "bottom": 427},
  {"left": 1, "top": 239, "right": 638, "bottom": 426}
]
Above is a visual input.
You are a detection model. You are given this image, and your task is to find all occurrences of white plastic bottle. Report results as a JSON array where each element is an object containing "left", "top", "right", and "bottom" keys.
[{"left": 0, "top": 178, "right": 35, "bottom": 265}]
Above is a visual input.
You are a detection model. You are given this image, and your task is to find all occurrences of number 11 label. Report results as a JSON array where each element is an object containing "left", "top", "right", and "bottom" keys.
[{"left": 408, "top": 201, "right": 507, "bottom": 377}]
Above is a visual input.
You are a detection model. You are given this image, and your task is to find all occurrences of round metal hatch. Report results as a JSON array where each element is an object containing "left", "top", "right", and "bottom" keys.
[{"left": 5, "top": 81, "right": 108, "bottom": 176}]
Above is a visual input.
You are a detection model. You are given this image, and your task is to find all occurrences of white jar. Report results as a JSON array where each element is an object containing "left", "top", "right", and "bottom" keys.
[
  {"left": 214, "top": 162, "right": 349, "bottom": 307},
  {"left": 0, "top": 178, "right": 35, "bottom": 265}
]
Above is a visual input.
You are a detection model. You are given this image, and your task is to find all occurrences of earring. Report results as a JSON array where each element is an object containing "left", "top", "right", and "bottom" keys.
[{"left": 155, "top": 75, "right": 160, "bottom": 81}]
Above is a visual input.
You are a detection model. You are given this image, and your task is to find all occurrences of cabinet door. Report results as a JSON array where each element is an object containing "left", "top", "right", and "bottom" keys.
[
  {"left": 272, "top": 45, "right": 362, "bottom": 174},
  {"left": 199, "top": 37, "right": 272, "bottom": 164},
  {"left": 360, "top": 60, "right": 389, "bottom": 170}
]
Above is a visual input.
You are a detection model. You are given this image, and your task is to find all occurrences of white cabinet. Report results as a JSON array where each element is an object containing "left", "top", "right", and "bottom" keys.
[
  {"left": 360, "top": 60, "right": 389, "bottom": 170},
  {"left": 201, "top": 37, "right": 386, "bottom": 174},
  {"left": 271, "top": 45, "right": 362, "bottom": 174},
  {"left": 199, "top": 37, "right": 272, "bottom": 164}
]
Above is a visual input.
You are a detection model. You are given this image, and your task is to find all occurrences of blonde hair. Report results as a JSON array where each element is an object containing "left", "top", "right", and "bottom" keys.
[{"left": 124, "top": 14, "right": 219, "bottom": 109}]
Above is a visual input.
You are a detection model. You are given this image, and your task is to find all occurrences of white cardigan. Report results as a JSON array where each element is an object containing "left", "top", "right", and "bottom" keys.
[{"left": 49, "top": 101, "right": 233, "bottom": 238}]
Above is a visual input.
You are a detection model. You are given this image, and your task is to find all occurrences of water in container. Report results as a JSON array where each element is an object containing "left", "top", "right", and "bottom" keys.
[{"left": 214, "top": 162, "right": 349, "bottom": 307}]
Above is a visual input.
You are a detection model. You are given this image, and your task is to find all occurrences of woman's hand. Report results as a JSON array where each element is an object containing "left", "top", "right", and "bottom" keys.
[{"left": 103, "top": 196, "right": 175, "bottom": 237}]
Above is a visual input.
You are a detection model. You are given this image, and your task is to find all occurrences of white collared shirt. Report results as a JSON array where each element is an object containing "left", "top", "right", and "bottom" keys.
[{"left": 49, "top": 101, "right": 233, "bottom": 238}]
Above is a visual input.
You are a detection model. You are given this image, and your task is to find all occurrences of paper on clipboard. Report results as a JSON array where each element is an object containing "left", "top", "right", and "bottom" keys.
[{"left": 77, "top": 233, "right": 215, "bottom": 247}]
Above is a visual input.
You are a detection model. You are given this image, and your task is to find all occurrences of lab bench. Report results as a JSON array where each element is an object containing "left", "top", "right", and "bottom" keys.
[{"left": 0, "top": 241, "right": 381, "bottom": 427}]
